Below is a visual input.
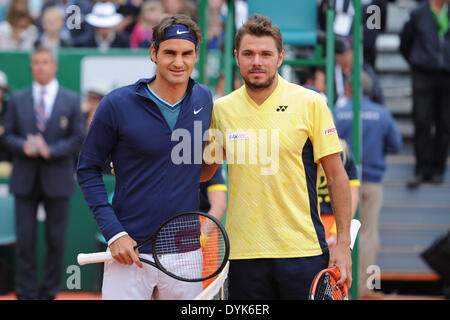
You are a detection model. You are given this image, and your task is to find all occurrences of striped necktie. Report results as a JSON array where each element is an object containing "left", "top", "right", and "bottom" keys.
[{"left": 35, "top": 87, "right": 47, "bottom": 132}]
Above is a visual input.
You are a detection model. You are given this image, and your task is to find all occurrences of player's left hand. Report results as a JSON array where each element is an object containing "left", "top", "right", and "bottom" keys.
[{"left": 329, "top": 242, "right": 352, "bottom": 288}]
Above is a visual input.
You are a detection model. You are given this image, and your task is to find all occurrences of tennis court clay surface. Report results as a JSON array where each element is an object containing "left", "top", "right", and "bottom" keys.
[{"left": 0, "top": 292, "right": 445, "bottom": 300}]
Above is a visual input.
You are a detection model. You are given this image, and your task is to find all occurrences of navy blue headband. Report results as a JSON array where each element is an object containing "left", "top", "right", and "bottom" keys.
[{"left": 154, "top": 24, "right": 198, "bottom": 46}]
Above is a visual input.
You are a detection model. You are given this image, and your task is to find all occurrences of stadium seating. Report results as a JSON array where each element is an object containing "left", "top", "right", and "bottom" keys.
[{"left": 246, "top": 0, "right": 318, "bottom": 46}]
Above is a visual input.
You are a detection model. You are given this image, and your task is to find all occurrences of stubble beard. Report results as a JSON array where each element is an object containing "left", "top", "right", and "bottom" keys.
[{"left": 242, "top": 71, "right": 277, "bottom": 91}]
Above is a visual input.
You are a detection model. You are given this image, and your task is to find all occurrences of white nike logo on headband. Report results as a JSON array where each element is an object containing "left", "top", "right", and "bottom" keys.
[{"left": 176, "top": 30, "right": 190, "bottom": 35}]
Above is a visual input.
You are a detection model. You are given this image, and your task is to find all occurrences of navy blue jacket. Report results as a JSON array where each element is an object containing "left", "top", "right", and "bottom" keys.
[
  {"left": 400, "top": 2, "right": 450, "bottom": 72},
  {"left": 77, "top": 78, "right": 213, "bottom": 251},
  {"left": 334, "top": 96, "right": 403, "bottom": 183}
]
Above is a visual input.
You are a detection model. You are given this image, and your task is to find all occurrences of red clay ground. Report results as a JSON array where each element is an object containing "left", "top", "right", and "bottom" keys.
[{"left": 0, "top": 291, "right": 444, "bottom": 300}]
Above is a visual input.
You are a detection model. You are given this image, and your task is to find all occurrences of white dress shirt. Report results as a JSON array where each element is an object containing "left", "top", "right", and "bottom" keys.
[{"left": 32, "top": 78, "right": 59, "bottom": 119}]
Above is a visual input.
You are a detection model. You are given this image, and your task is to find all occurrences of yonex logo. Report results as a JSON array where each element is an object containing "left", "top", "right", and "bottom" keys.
[{"left": 276, "top": 105, "right": 288, "bottom": 112}]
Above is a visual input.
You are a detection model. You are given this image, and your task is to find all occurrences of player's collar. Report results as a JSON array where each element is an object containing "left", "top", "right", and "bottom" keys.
[{"left": 134, "top": 76, "right": 195, "bottom": 100}]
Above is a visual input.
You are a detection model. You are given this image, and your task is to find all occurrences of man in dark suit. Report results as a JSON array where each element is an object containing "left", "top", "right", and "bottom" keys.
[
  {"left": 400, "top": 0, "right": 450, "bottom": 188},
  {"left": 3, "top": 47, "right": 85, "bottom": 300}
]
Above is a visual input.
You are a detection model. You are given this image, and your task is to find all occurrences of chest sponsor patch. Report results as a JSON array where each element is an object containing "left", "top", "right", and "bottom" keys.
[{"left": 227, "top": 132, "right": 248, "bottom": 141}]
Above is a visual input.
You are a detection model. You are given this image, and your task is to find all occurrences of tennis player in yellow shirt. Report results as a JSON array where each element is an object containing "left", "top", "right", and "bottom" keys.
[{"left": 203, "top": 14, "right": 353, "bottom": 299}]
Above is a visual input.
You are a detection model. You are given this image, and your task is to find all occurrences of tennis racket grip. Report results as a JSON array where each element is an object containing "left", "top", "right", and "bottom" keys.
[
  {"left": 350, "top": 219, "right": 361, "bottom": 251},
  {"left": 77, "top": 252, "right": 113, "bottom": 265}
]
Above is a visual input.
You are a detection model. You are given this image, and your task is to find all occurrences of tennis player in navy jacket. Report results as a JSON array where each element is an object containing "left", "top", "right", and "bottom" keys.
[{"left": 77, "top": 15, "right": 214, "bottom": 300}]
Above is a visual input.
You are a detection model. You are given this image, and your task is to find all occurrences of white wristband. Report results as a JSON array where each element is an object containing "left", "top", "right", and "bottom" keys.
[{"left": 107, "top": 231, "right": 128, "bottom": 246}]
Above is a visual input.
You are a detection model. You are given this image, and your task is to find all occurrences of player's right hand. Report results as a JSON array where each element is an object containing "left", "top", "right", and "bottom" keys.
[{"left": 110, "top": 234, "right": 143, "bottom": 268}]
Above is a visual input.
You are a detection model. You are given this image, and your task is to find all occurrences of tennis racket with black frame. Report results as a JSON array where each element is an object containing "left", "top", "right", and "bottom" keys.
[
  {"left": 77, "top": 211, "right": 230, "bottom": 282},
  {"left": 308, "top": 219, "right": 361, "bottom": 300}
]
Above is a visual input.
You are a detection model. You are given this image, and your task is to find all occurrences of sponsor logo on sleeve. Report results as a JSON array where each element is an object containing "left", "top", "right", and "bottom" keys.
[{"left": 323, "top": 127, "right": 337, "bottom": 136}]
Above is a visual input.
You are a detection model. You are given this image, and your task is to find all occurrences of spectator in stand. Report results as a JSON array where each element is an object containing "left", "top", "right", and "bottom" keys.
[
  {"left": 77, "top": 1, "right": 130, "bottom": 50},
  {"left": 318, "top": 138, "right": 360, "bottom": 251},
  {"left": 334, "top": 38, "right": 385, "bottom": 108},
  {"left": 297, "top": 66, "right": 327, "bottom": 96},
  {"left": 318, "top": 0, "right": 388, "bottom": 69},
  {"left": 28, "top": 0, "right": 43, "bottom": 22},
  {"left": 400, "top": 0, "right": 450, "bottom": 188},
  {"left": 362, "top": 0, "right": 388, "bottom": 69},
  {"left": 81, "top": 84, "right": 109, "bottom": 132},
  {"left": 297, "top": 66, "right": 360, "bottom": 251},
  {"left": 0, "top": 0, "right": 39, "bottom": 50},
  {"left": 110, "top": 0, "right": 141, "bottom": 35},
  {"left": 207, "top": 13, "right": 225, "bottom": 50},
  {"left": 35, "top": 5, "right": 71, "bottom": 50},
  {"left": 162, "top": 0, "right": 197, "bottom": 21},
  {"left": 38, "top": 0, "right": 94, "bottom": 48},
  {"left": 207, "top": 0, "right": 225, "bottom": 50},
  {"left": 334, "top": 71, "right": 402, "bottom": 299},
  {"left": 130, "top": 0, "right": 165, "bottom": 49}
]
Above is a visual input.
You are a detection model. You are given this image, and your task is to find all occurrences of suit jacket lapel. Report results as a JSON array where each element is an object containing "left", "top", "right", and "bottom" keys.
[
  {"left": 44, "top": 88, "right": 63, "bottom": 135},
  {"left": 24, "top": 88, "right": 38, "bottom": 133}
]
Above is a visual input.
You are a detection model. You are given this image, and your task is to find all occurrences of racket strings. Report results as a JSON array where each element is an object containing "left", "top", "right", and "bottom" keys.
[
  {"left": 314, "top": 272, "right": 345, "bottom": 300},
  {"left": 153, "top": 214, "right": 227, "bottom": 281}
]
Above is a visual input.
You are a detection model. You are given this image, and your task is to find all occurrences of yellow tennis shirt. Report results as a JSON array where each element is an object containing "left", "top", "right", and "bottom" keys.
[{"left": 205, "top": 75, "right": 342, "bottom": 259}]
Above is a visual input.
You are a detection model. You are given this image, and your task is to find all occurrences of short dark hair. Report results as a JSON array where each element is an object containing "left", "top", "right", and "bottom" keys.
[
  {"left": 345, "top": 71, "right": 373, "bottom": 96},
  {"left": 234, "top": 14, "right": 283, "bottom": 53},
  {"left": 151, "top": 14, "right": 202, "bottom": 52},
  {"left": 296, "top": 66, "right": 325, "bottom": 85},
  {"left": 31, "top": 46, "right": 58, "bottom": 63}
]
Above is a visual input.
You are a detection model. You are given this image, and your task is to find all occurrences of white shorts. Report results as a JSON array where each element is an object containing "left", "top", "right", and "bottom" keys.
[{"left": 102, "top": 250, "right": 203, "bottom": 300}]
